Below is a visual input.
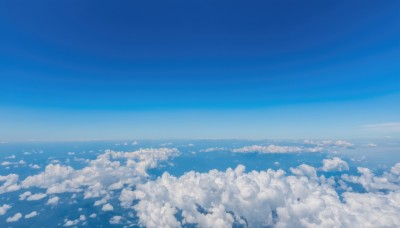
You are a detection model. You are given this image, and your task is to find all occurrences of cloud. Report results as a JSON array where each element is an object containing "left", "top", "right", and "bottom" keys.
[
  {"left": 124, "top": 163, "right": 400, "bottom": 227},
  {"left": 0, "top": 174, "right": 20, "bottom": 194},
  {"left": 232, "top": 145, "right": 323, "bottom": 154},
  {"left": 25, "top": 211, "right": 38, "bottom": 219},
  {"left": 7, "top": 213, "right": 22, "bottom": 223},
  {"left": 27, "top": 193, "right": 47, "bottom": 201},
  {"left": 363, "top": 122, "right": 400, "bottom": 130},
  {"left": 47, "top": 196, "right": 59, "bottom": 205},
  {"left": 0, "top": 204, "right": 11, "bottom": 215},
  {"left": 19, "top": 148, "right": 179, "bottom": 198},
  {"left": 3, "top": 146, "right": 400, "bottom": 227},
  {"left": 320, "top": 157, "right": 349, "bottom": 172},
  {"left": 365, "top": 143, "right": 377, "bottom": 147},
  {"left": 200, "top": 147, "right": 226, "bottom": 153},
  {"left": 304, "top": 139, "right": 354, "bottom": 148},
  {"left": 1, "top": 161, "right": 12, "bottom": 166},
  {"left": 29, "top": 164, "right": 41, "bottom": 169},
  {"left": 109, "top": 215, "right": 123, "bottom": 224},
  {"left": 19, "top": 191, "right": 32, "bottom": 200},
  {"left": 342, "top": 164, "right": 400, "bottom": 192},
  {"left": 63, "top": 219, "right": 79, "bottom": 227},
  {"left": 290, "top": 164, "right": 318, "bottom": 179},
  {"left": 102, "top": 203, "right": 114, "bottom": 211}
]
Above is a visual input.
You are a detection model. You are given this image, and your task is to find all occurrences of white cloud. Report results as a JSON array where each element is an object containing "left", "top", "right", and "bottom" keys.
[
  {"left": 321, "top": 157, "right": 349, "bottom": 172},
  {"left": 47, "top": 196, "right": 59, "bottom": 205},
  {"left": 19, "top": 148, "right": 179, "bottom": 198},
  {"left": 342, "top": 164, "right": 400, "bottom": 192},
  {"left": 27, "top": 193, "right": 47, "bottom": 201},
  {"left": 4, "top": 146, "right": 400, "bottom": 227},
  {"left": 18, "top": 160, "right": 26, "bottom": 165},
  {"left": 232, "top": 145, "right": 323, "bottom": 154},
  {"left": 125, "top": 163, "right": 400, "bottom": 228},
  {"left": 102, "top": 203, "right": 114, "bottom": 211},
  {"left": 304, "top": 139, "right": 354, "bottom": 148},
  {"left": 363, "top": 122, "right": 400, "bottom": 130},
  {"left": 391, "top": 163, "right": 400, "bottom": 176},
  {"left": 29, "top": 164, "right": 41, "bottom": 169},
  {"left": 19, "top": 191, "right": 32, "bottom": 200},
  {"left": 109, "top": 215, "right": 123, "bottom": 224},
  {"left": 365, "top": 143, "right": 377, "bottom": 147},
  {"left": 7, "top": 213, "right": 22, "bottom": 223},
  {"left": 200, "top": 147, "right": 226, "bottom": 152},
  {"left": 1, "top": 161, "right": 12, "bottom": 166},
  {"left": 25, "top": 211, "right": 38, "bottom": 219},
  {"left": 290, "top": 164, "right": 318, "bottom": 179},
  {"left": 5, "top": 155, "right": 15, "bottom": 159},
  {"left": 0, "top": 174, "right": 20, "bottom": 194},
  {"left": 0, "top": 204, "right": 11, "bottom": 215},
  {"left": 63, "top": 219, "right": 79, "bottom": 227},
  {"left": 89, "top": 213, "right": 97, "bottom": 218}
]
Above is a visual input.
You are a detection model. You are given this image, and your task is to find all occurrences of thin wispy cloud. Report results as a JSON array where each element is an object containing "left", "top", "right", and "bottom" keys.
[{"left": 363, "top": 122, "right": 400, "bottom": 130}]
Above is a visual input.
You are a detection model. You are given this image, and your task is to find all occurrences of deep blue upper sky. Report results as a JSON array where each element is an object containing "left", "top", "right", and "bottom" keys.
[{"left": 1, "top": 0, "right": 400, "bottom": 140}]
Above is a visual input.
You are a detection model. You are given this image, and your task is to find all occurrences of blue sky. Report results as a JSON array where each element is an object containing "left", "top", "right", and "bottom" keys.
[{"left": 1, "top": 0, "right": 400, "bottom": 140}]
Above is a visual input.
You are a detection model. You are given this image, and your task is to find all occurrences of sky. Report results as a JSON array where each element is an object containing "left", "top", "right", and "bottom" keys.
[{"left": 1, "top": 0, "right": 400, "bottom": 141}]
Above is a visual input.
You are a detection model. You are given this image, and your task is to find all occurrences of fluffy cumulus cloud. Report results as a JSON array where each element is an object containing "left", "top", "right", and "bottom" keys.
[
  {"left": 0, "top": 174, "right": 20, "bottom": 194},
  {"left": 232, "top": 145, "right": 323, "bottom": 154},
  {"left": 109, "top": 215, "right": 123, "bottom": 224},
  {"left": 7, "top": 213, "right": 22, "bottom": 223},
  {"left": 0, "top": 204, "right": 11, "bottom": 216},
  {"left": 47, "top": 196, "right": 60, "bottom": 205},
  {"left": 25, "top": 211, "right": 38, "bottom": 219},
  {"left": 342, "top": 164, "right": 400, "bottom": 192},
  {"left": 27, "top": 193, "right": 47, "bottom": 201},
  {"left": 290, "top": 164, "right": 318, "bottom": 179},
  {"left": 321, "top": 157, "right": 349, "bottom": 172},
  {"left": 119, "top": 163, "right": 400, "bottom": 228},
  {"left": 102, "top": 203, "right": 114, "bottom": 211},
  {"left": 2, "top": 146, "right": 400, "bottom": 227},
  {"left": 18, "top": 148, "right": 179, "bottom": 199}
]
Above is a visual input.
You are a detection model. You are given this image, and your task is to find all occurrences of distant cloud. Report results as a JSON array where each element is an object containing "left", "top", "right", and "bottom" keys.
[
  {"left": 320, "top": 157, "right": 349, "bottom": 172},
  {"left": 0, "top": 204, "right": 11, "bottom": 215},
  {"left": 232, "top": 145, "right": 323, "bottom": 154},
  {"left": 25, "top": 211, "right": 38, "bottom": 219},
  {"left": 200, "top": 147, "right": 226, "bottom": 152},
  {"left": 365, "top": 143, "right": 377, "bottom": 147},
  {"left": 109, "top": 216, "right": 123, "bottom": 224},
  {"left": 102, "top": 203, "right": 114, "bottom": 212},
  {"left": 27, "top": 193, "right": 47, "bottom": 201},
  {"left": 63, "top": 219, "right": 79, "bottom": 227},
  {"left": 0, "top": 174, "right": 20, "bottom": 194},
  {"left": 7, "top": 212, "right": 22, "bottom": 223},
  {"left": 290, "top": 164, "right": 317, "bottom": 179},
  {"left": 363, "top": 122, "right": 400, "bottom": 131},
  {"left": 47, "top": 196, "right": 59, "bottom": 205},
  {"left": 342, "top": 165, "right": 400, "bottom": 192},
  {"left": 304, "top": 139, "right": 354, "bottom": 148}
]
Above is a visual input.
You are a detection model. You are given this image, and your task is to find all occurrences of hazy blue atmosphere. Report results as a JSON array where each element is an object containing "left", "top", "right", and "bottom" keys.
[
  {"left": 1, "top": 1, "right": 400, "bottom": 228},
  {"left": 1, "top": 0, "right": 400, "bottom": 140}
]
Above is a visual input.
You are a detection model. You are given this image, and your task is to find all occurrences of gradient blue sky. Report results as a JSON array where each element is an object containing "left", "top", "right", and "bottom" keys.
[{"left": 1, "top": 0, "right": 400, "bottom": 140}]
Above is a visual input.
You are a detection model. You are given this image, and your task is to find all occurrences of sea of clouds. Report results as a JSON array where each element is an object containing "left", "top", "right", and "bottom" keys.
[{"left": 0, "top": 141, "right": 400, "bottom": 227}]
